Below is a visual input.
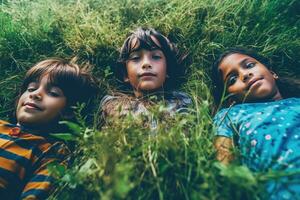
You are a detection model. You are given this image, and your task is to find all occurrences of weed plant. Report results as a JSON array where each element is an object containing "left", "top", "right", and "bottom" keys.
[{"left": 0, "top": 0, "right": 299, "bottom": 199}]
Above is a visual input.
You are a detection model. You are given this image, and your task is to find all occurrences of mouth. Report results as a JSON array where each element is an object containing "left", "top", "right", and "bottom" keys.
[
  {"left": 247, "top": 77, "right": 263, "bottom": 90},
  {"left": 139, "top": 72, "right": 156, "bottom": 78},
  {"left": 23, "top": 102, "right": 42, "bottom": 110}
]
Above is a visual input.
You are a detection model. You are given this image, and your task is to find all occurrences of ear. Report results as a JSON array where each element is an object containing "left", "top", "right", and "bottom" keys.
[{"left": 270, "top": 71, "right": 279, "bottom": 79}]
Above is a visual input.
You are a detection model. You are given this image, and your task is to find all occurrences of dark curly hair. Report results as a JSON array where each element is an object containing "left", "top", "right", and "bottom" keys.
[{"left": 114, "top": 27, "right": 187, "bottom": 92}]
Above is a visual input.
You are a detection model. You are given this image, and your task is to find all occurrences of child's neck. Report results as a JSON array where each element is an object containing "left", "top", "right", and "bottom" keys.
[
  {"left": 17, "top": 122, "right": 58, "bottom": 135},
  {"left": 272, "top": 91, "right": 283, "bottom": 101}
]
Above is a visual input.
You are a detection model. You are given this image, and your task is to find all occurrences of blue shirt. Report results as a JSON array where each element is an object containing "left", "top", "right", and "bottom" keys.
[{"left": 214, "top": 98, "right": 300, "bottom": 199}]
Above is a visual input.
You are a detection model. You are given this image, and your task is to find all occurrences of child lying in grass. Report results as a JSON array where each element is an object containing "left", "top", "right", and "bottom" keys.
[
  {"left": 0, "top": 58, "right": 97, "bottom": 199},
  {"left": 101, "top": 27, "right": 191, "bottom": 125},
  {"left": 212, "top": 48, "right": 300, "bottom": 199}
]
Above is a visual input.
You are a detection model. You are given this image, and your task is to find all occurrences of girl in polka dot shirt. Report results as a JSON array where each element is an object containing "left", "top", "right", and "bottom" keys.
[{"left": 211, "top": 48, "right": 300, "bottom": 199}]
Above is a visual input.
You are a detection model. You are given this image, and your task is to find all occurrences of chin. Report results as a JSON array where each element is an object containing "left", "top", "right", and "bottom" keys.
[
  {"left": 17, "top": 118, "right": 31, "bottom": 126},
  {"left": 140, "top": 85, "right": 159, "bottom": 91}
]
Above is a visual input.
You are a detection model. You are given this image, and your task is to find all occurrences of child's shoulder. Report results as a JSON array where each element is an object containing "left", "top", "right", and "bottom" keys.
[
  {"left": 100, "top": 92, "right": 135, "bottom": 117},
  {"left": 171, "top": 91, "right": 191, "bottom": 100},
  {"left": 167, "top": 91, "right": 192, "bottom": 105},
  {"left": 281, "top": 97, "right": 300, "bottom": 104},
  {"left": 0, "top": 119, "right": 69, "bottom": 153},
  {"left": 0, "top": 119, "right": 9, "bottom": 125},
  {"left": 0, "top": 120, "right": 17, "bottom": 135},
  {"left": 214, "top": 97, "right": 300, "bottom": 120},
  {"left": 100, "top": 92, "right": 133, "bottom": 107},
  {"left": 163, "top": 91, "right": 192, "bottom": 114}
]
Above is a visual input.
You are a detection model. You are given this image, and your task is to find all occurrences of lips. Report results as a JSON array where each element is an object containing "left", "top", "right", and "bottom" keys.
[
  {"left": 24, "top": 102, "right": 42, "bottom": 110},
  {"left": 247, "top": 77, "right": 263, "bottom": 90},
  {"left": 139, "top": 72, "right": 156, "bottom": 77},
  {"left": 139, "top": 72, "right": 156, "bottom": 78}
]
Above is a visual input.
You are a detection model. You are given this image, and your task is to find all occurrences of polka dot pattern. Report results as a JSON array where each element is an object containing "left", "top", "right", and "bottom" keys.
[{"left": 214, "top": 98, "right": 300, "bottom": 198}]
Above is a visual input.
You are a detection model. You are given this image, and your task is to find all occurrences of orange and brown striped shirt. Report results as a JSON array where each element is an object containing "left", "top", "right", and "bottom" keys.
[{"left": 0, "top": 120, "right": 70, "bottom": 200}]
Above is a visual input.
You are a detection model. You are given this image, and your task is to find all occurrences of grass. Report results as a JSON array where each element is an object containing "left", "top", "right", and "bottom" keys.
[{"left": 0, "top": 0, "right": 299, "bottom": 199}]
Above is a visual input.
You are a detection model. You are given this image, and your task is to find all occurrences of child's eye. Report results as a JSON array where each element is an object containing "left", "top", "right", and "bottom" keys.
[
  {"left": 49, "top": 91, "right": 60, "bottom": 97},
  {"left": 152, "top": 54, "right": 162, "bottom": 60},
  {"left": 128, "top": 54, "right": 140, "bottom": 61},
  {"left": 246, "top": 62, "right": 255, "bottom": 68},
  {"left": 27, "top": 83, "right": 38, "bottom": 92},
  {"left": 27, "top": 87, "right": 36, "bottom": 92},
  {"left": 48, "top": 88, "right": 64, "bottom": 97},
  {"left": 227, "top": 75, "right": 237, "bottom": 86}
]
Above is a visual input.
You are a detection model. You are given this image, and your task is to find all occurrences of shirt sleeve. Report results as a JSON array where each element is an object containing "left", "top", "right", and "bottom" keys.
[
  {"left": 172, "top": 91, "right": 192, "bottom": 113},
  {"left": 100, "top": 95, "right": 115, "bottom": 112},
  {"left": 20, "top": 142, "right": 70, "bottom": 200},
  {"left": 100, "top": 95, "right": 125, "bottom": 119},
  {"left": 213, "top": 108, "right": 235, "bottom": 138}
]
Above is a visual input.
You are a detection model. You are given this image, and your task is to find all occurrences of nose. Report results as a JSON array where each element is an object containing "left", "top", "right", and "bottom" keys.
[
  {"left": 29, "top": 88, "right": 43, "bottom": 100},
  {"left": 141, "top": 56, "right": 152, "bottom": 70},
  {"left": 242, "top": 71, "right": 253, "bottom": 82}
]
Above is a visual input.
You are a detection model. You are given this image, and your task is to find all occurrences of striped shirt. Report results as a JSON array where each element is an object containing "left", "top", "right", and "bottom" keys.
[{"left": 0, "top": 120, "right": 70, "bottom": 200}]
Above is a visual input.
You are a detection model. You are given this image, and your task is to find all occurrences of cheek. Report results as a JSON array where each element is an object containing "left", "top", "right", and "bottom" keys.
[
  {"left": 48, "top": 98, "right": 67, "bottom": 113},
  {"left": 162, "top": 65, "right": 167, "bottom": 75},
  {"left": 159, "top": 62, "right": 167, "bottom": 77},
  {"left": 126, "top": 65, "right": 138, "bottom": 79},
  {"left": 16, "top": 94, "right": 26, "bottom": 112},
  {"left": 262, "top": 72, "right": 276, "bottom": 87},
  {"left": 56, "top": 100, "right": 67, "bottom": 111},
  {"left": 160, "top": 71, "right": 167, "bottom": 83},
  {"left": 56, "top": 102, "right": 66, "bottom": 112},
  {"left": 266, "top": 73, "right": 276, "bottom": 83},
  {"left": 227, "top": 82, "right": 244, "bottom": 94}
]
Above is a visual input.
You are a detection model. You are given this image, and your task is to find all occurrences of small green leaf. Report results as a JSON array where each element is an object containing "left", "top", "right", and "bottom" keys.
[
  {"left": 50, "top": 133, "right": 77, "bottom": 141},
  {"left": 59, "top": 121, "right": 82, "bottom": 135}
]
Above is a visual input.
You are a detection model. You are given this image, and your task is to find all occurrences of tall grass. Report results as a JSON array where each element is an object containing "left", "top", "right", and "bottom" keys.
[{"left": 1, "top": 0, "right": 299, "bottom": 199}]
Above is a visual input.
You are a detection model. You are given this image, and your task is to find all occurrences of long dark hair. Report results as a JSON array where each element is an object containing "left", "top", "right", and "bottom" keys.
[
  {"left": 211, "top": 47, "right": 300, "bottom": 108},
  {"left": 115, "top": 27, "right": 187, "bottom": 92}
]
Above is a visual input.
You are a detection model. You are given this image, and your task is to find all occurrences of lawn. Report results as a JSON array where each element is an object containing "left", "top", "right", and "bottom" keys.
[{"left": 0, "top": 0, "right": 299, "bottom": 199}]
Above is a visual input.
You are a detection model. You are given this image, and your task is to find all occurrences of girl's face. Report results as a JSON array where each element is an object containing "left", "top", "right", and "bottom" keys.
[
  {"left": 125, "top": 37, "right": 167, "bottom": 97},
  {"left": 218, "top": 53, "right": 282, "bottom": 103},
  {"left": 16, "top": 74, "right": 67, "bottom": 128}
]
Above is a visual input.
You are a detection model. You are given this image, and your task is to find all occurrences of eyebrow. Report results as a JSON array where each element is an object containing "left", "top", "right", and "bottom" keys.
[
  {"left": 129, "top": 46, "right": 141, "bottom": 53},
  {"left": 239, "top": 58, "right": 250, "bottom": 66},
  {"left": 46, "top": 82, "right": 62, "bottom": 89},
  {"left": 26, "top": 82, "right": 38, "bottom": 88},
  {"left": 129, "top": 47, "right": 161, "bottom": 54}
]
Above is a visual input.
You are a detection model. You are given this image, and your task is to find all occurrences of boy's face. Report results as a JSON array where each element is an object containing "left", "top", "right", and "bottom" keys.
[
  {"left": 16, "top": 75, "right": 67, "bottom": 128},
  {"left": 219, "top": 53, "right": 282, "bottom": 103},
  {"left": 125, "top": 38, "right": 167, "bottom": 97}
]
